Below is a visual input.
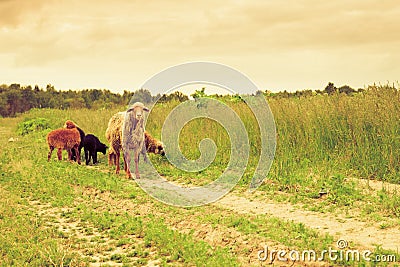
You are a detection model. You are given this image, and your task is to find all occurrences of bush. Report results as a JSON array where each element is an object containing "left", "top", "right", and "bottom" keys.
[{"left": 17, "top": 118, "right": 51, "bottom": 135}]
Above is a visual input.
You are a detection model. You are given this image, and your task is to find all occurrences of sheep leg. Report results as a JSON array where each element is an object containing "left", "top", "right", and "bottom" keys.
[
  {"left": 113, "top": 153, "right": 117, "bottom": 165},
  {"left": 134, "top": 149, "right": 140, "bottom": 179},
  {"left": 123, "top": 150, "right": 133, "bottom": 179},
  {"left": 141, "top": 145, "right": 149, "bottom": 163},
  {"left": 93, "top": 152, "right": 98, "bottom": 164},
  {"left": 67, "top": 149, "right": 72, "bottom": 161},
  {"left": 123, "top": 153, "right": 127, "bottom": 173},
  {"left": 57, "top": 148, "right": 63, "bottom": 160},
  {"left": 116, "top": 151, "right": 121, "bottom": 174},
  {"left": 48, "top": 146, "right": 54, "bottom": 161},
  {"left": 85, "top": 148, "right": 89, "bottom": 165},
  {"left": 143, "top": 152, "right": 149, "bottom": 163},
  {"left": 71, "top": 148, "right": 76, "bottom": 161},
  {"left": 108, "top": 152, "right": 113, "bottom": 166},
  {"left": 74, "top": 145, "right": 81, "bottom": 165},
  {"left": 78, "top": 146, "right": 83, "bottom": 161}
]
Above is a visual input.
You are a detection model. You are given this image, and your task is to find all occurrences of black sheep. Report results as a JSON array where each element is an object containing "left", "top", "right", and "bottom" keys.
[{"left": 83, "top": 134, "right": 108, "bottom": 165}]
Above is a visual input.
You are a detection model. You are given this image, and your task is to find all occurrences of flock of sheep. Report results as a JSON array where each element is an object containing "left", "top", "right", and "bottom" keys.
[{"left": 46, "top": 102, "right": 165, "bottom": 179}]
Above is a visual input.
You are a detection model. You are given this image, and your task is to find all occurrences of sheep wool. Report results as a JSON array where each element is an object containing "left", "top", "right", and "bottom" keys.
[{"left": 47, "top": 120, "right": 81, "bottom": 164}]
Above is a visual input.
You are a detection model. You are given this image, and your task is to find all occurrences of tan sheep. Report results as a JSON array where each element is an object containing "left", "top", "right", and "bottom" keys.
[
  {"left": 105, "top": 112, "right": 124, "bottom": 174},
  {"left": 122, "top": 103, "right": 148, "bottom": 178},
  {"left": 47, "top": 120, "right": 81, "bottom": 164},
  {"left": 106, "top": 107, "right": 164, "bottom": 178}
]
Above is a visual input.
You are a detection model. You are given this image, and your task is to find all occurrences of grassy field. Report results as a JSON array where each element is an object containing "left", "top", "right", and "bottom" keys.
[{"left": 1, "top": 85, "right": 400, "bottom": 266}]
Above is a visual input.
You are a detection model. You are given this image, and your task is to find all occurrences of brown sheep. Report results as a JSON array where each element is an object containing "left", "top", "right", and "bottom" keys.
[
  {"left": 144, "top": 131, "right": 165, "bottom": 156},
  {"left": 47, "top": 120, "right": 81, "bottom": 164},
  {"left": 106, "top": 110, "right": 164, "bottom": 178}
]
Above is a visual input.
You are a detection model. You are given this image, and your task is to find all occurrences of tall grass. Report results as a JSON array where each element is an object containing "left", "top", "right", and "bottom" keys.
[
  {"left": 269, "top": 85, "right": 400, "bottom": 183},
  {"left": 145, "top": 85, "right": 400, "bottom": 186}
]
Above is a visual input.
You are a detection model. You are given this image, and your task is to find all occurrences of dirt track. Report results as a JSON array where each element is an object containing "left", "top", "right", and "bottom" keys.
[{"left": 215, "top": 192, "right": 400, "bottom": 251}]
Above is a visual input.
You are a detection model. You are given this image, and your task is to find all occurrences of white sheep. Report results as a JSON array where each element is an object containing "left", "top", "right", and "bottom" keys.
[
  {"left": 106, "top": 105, "right": 166, "bottom": 178},
  {"left": 122, "top": 102, "right": 149, "bottom": 179}
]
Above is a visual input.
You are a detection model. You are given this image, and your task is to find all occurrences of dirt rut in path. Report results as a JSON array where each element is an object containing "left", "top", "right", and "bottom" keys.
[{"left": 215, "top": 194, "right": 400, "bottom": 252}]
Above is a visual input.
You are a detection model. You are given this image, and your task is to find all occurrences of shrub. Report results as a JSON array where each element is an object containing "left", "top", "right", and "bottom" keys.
[{"left": 17, "top": 117, "right": 51, "bottom": 135}]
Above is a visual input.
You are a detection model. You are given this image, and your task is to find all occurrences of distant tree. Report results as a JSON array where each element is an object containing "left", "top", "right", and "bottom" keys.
[
  {"left": 0, "top": 93, "right": 7, "bottom": 117},
  {"left": 157, "top": 94, "right": 169, "bottom": 103},
  {"left": 264, "top": 90, "right": 272, "bottom": 96},
  {"left": 279, "top": 90, "right": 290, "bottom": 98},
  {"left": 324, "top": 82, "right": 338, "bottom": 95},
  {"left": 90, "top": 89, "right": 102, "bottom": 101},
  {"left": 152, "top": 93, "right": 162, "bottom": 103},
  {"left": 46, "top": 84, "right": 56, "bottom": 93},
  {"left": 21, "top": 86, "right": 36, "bottom": 110},
  {"left": 302, "top": 89, "right": 313, "bottom": 97},
  {"left": 5, "top": 88, "right": 22, "bottom": 116},
  {"left": 157, "top": 91, "right": 189, "bottom": 103},
  {"left": 338, "top": 85, "right": 356, "bottom": 95},
  {"left": 170, "top": 91, "right": 189, "bottom": 102},
  {"left": 128, "top": 88, "right": 152, "bottom": 104},
  {"left": 191, "top": 87, "right": 206, "bottom": 99},
  {"left": 64, "top": 98, "right": 86, "bottom": 109},
  {"left": 230, "top": 94, "right": 244, "bottom": 102},
  {"left": 294, "top": 91, "right": 302, "bottom": 98},
  {"left": 9, "top": 83, "right": 21, "bottom": 90},
  {"left": 255, "top": 90, "right": 264, "bottom": 96},
  {"left": 0, "top": 84, "right": 7, "bottom": 93}
]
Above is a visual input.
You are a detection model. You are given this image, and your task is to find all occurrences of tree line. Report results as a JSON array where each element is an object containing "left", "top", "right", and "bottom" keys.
[
  {"left": 0, "top": 82, "right": 382, "bottom": 117},
  {"left": 0, "top": 84, "right": 191, "bottom": 117},
  {"left": 0, "top": 84, "right": 130, "bottom": 117},
  {"left": 265, "top": 82, "right": 365, "bottom": 98}
]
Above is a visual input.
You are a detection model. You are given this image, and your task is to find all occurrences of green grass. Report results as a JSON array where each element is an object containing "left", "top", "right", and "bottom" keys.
[
  {"left": 0, "top": 188, "right": 82, "bottom": 266},
  {"left": 1, "top": 85, "right": 400, "bottom": 266}
]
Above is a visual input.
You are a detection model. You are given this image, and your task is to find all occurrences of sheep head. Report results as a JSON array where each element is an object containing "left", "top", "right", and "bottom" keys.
[
  {"left": 156, "top": 143, "right": 165, "bottom": 156},
  {"left": 64, "top": 120, "right": 77, "bottom": 129},
  {"left": 126, "top": 102, "right": 149, "bottom": 130},
  {"left": 127, "top": 102, "right": 149, "bottom": 122},
  {"left": 99, "top": 143, "right": 108, "bottom": 155}
]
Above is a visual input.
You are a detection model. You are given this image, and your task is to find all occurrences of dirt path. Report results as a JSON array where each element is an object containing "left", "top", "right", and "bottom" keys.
[
  {"left": 126, "top": 173, "right": 400, "bottom": 253},
  {"left": 87, "top": 167, "right": 400, "bottom": 253},
  {"left": 74, "top": 186, "right": 299, "bottom": 266},
  {"left": 352, "top": 177, "right": 400, "bottom": 195},
  {"left": 215, "top": 193, "right": 400, "bottom": 252}
]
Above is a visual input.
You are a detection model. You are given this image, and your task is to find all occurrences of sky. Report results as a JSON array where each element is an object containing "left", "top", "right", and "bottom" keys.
[{"left": 1, "top": 0, "right": 399, "bottom": 94}]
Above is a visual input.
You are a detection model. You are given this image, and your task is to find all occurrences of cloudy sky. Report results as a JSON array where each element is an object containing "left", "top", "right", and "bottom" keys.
[{"left": 1, "top": 0, "right": 399, "bottom": 93}]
